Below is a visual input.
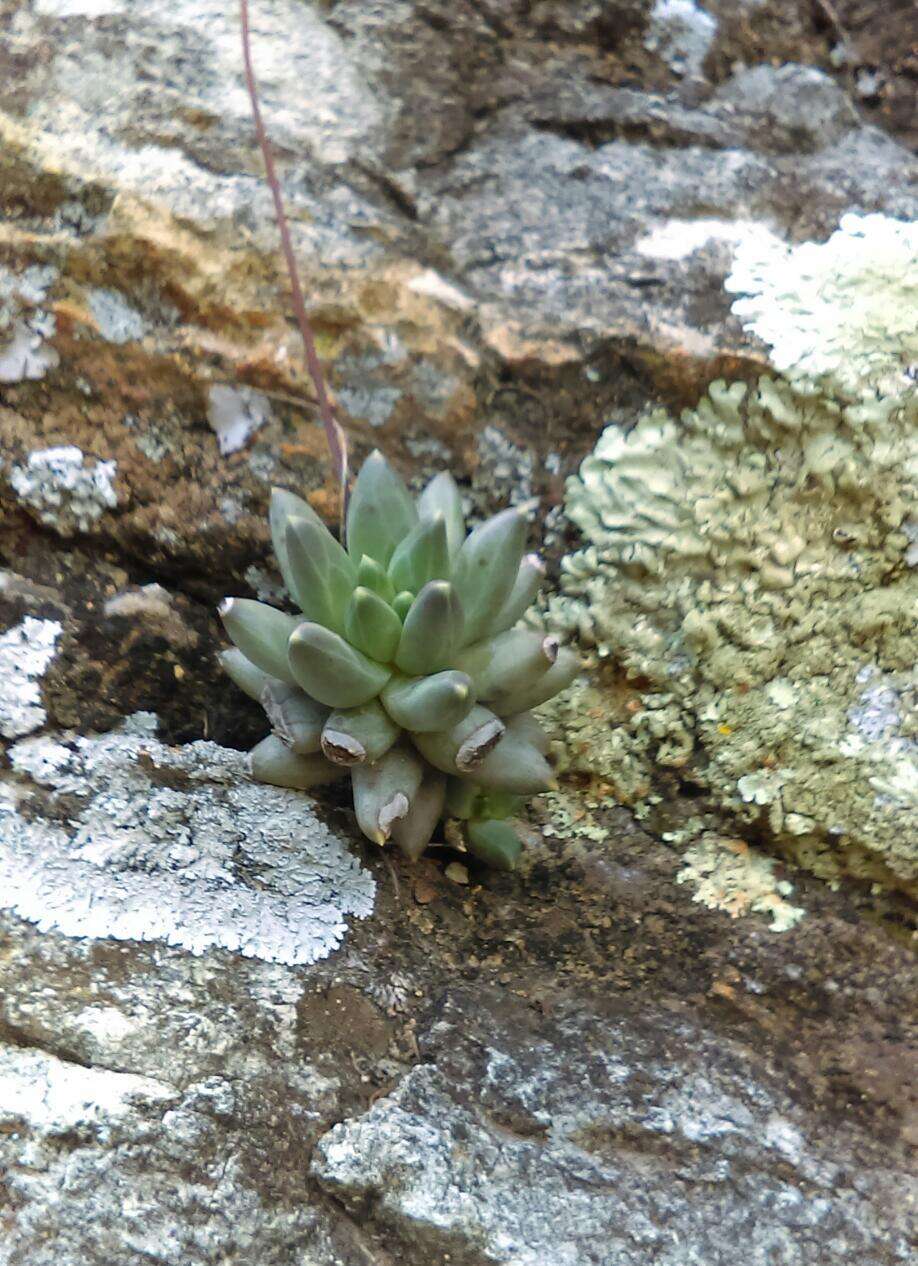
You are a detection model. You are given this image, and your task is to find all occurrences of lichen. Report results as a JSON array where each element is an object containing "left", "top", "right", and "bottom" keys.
[
  {"left": 644, "top": 0, "right": 717, "bottom": 80},
  {"left": 0, "top": 713, "right": 375, "bottom": 964},
  {"left": 546, "top": 371, "right": 916, "bottom": 888},
  {"left": 0, "top": 1046, "right": 175, "bottom": 1135},
  {"left": 244, "top": 563, "right": 288, "bottom": 605},
  {"left": 9, "top": 445, "right": 118, "bottom": 534},
  {"left": 725, "top": 213, "right": 918, "bottom": 401},
  {"left": 87, "top": 286, "right": 146, "bottom": 344},
  {"left": 207, "top": 384, "right": 272, "bottom": 456},
  {"left": 542, "top": 210, "right": 918, "bottom": 892},
  {"left": 676, "top": 836, "right": 805, "bottom": 932},
  {"left": 0, "top": 319, "right": 60, "bottom": 382},
  {"left": 0, "top": 263, "right": 60, "bottom": 383},
  {"left": 0, "top": 617, "right": 62, "bottom": 739}
]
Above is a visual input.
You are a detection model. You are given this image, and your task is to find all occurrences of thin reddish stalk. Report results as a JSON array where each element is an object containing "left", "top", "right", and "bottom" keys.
[{"left": 240, "top": 0, "right": 348, "bottom": 518}]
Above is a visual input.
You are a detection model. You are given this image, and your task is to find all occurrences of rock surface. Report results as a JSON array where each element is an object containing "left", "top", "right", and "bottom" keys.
[
  {"left": 0, "top": 2, "right": 916, "bottom": 1263},
  {"left": 1, "top": 759, "right": 915, "bottom": 1264},
  {"left": 0, "top": 0, "right": 916, "bottom": 589}
]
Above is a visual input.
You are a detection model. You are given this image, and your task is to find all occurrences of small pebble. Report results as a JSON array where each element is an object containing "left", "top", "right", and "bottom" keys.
[{"left": 413, "top": 879, "right": 438, "bottom": 905}]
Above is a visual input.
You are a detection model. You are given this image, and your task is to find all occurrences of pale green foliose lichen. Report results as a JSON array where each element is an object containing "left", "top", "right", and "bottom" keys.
[
  {"left": 725, "top": 212, "right": 918, "bottom": 402},
  {"left": 545, "top": 259, "right": 917, "bottom": 891},
  {"left": 676, "top": 836, "right": 805, "bottom": 933}
]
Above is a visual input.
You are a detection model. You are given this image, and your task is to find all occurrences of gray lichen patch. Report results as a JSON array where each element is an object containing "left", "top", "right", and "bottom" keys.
[
  {"left": 87, "top": 286, "right": 147, "bottom": 344},
  {"left": 644, "top": 0, "right": 717, "bottom": 80},
  {"left": 0, "top": 318, "right": 60, "bottom": 382},
  {"left": 0, "top": 262, "right": 60, "bottom": 383},
  {"left": 206, "top": 384, "right": 272, "bottom": 456},
  {"left": 0, "top": 617, "right": 62, "bottom": 739},
  {"left": 546, "top": 373, "right": 917, "bottom": 889},
  {"left": 9, "top": 445, "right": 118, "bottom": 534},
  {"left": 0, "top": 713, "right": 375, "bottom": 964}
]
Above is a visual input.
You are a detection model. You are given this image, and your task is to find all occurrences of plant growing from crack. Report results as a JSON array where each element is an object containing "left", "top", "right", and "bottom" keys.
[{"left": 222, "top": 3, "right": 579, "bottom": 867}]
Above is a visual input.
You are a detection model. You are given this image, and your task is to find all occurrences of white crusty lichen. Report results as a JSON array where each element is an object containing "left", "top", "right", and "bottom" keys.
[
  {"left": 644, "top": 0, "right": 717, "bottom": 80},
  {"left": 0, "top": 713, "right": 375, "bottom": 964},
  {"left": 87, "top": 286, "right": 147, "bottom": 344},
  {"left": 0, "top": 617, "right": 62, "bottom": 739},
  {"left": 725, "top": 213, "right": 918, "bottom": 402},
  {"left": 0, "top": 1045, "right": 175, "bottom": 1135},
  {"left": 545, "top": 368, "right": 917, "bottom": 889},
  {"left": 9, "top": 445, "right": 118, "bottom": 533},
  {"left": 207, "top": 384, "right": 271, "bottom": 456},
  {"left": 0, "top": 263, "right": 60, "bottom": 383}
]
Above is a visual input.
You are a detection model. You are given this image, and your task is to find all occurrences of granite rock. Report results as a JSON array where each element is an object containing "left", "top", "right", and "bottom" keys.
[
  {"left": 0, "top": 1, "right": 915, "bottom": 585},
  {"left": 0, "top": 6, "right": 915, "bottom": 1263}
]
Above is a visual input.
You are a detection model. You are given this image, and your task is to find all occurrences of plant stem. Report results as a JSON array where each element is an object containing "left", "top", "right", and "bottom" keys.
[{"left": 240, "top": 0, "right": 349, "bottom": 520}]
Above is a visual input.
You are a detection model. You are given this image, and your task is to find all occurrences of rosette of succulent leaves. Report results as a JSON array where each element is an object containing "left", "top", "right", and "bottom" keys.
[{"left": 219, "top": 451, "right": 580, "bottom": 869}]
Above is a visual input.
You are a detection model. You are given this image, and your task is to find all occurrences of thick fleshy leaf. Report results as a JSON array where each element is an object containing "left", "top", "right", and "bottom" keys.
[
  {"left": 452, "top": 629, "right": 557, "bottom": 703},
  {"left": 346, "top": 449, "right": 417, "bottom": 567},
  {"left": 357, "top": 554, "right": 395, "bottom": 604},
  {"left": 466, "top": 818, "right": 524, "bottom": 870},
  {"left": 388, "top": 515, "right": 450, "bottom": 595},
  {"left": 260, "top": 682, "right": 328, "bottom": 754},
  {"left": 344, "top": 587, "right": 402, "bottom": 662},
  {"left": 390, "top": 772, "right": 447, "bottom": 861},
  {"left": 418, "top": 471, "right": 465, "bottom": 559},
  {"left": 285, "top": 517, "right": 356, "bottom": 634},
  {"left": 450, "top": 506, "right": 527, "bottom": 645},
  {"left": 269, "top": 487, "right": 324, "bottom": 595},
  {"left": 351, "top": 745, "right": 424, "bottom": 844},
  {"left": 288, "top": 621, "right": 391, "bottom": 708},
  {"left": 381, "top": 670, "right": 474, "bottom": 733},
  {"left": 249, "top": 734, "right": 345, "bottom": 790},
  {"left": 484, "top": 647, "right": 581, "bottom": 715},
  {"left": 474, "top": 789, "right": 527, "bottom": 820},
  {"left": 395, "top": 580, "right": 464, "bottom": 676},
  {"left": 219, "top": 598, "right": 300, "bottom": 686},
  {"left": 392, "top": 590, "right": 414, "bottom": 622},
  {"left": 219, "top": 648, "right": 281, "bottom": 702},
  {"left": 467, "top": 729, "right": 555, "bottom": 795},
  {"left": 485, "top": 553, "right": 546, "bottom": 635},
  {"left": 504, "top": 710, "right": 550, "bottom": 755},
  {"left": 321, "top": 700, "right": 399, "bottom": 766},
  {"left": 444, "top": 778, "right": 479, "bottom": 820},
  {"left": 411, "top": 705, "right": 504, "bottom": 776}
]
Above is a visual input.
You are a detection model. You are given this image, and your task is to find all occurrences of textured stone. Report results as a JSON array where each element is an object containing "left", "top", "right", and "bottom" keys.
[
  {"left": 0, "top": 1, "right": 915, "bottom": 587},
  {"left": 314, "top": 992, "right": 915, "bottom": 1265},
  {"left": 0, "top": 5, "right": 914, "bottom": 1263},
  {"left": 1, "top": 790, "right": 914, "bottom": 1266}
]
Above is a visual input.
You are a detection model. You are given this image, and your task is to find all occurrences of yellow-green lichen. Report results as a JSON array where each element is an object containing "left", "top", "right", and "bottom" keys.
[{"left": 546, "top": 366, "right": 916, "bottom": 890}]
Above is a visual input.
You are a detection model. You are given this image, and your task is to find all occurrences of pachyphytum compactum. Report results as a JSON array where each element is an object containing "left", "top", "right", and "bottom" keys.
[{"left": 219, "top": 450, "right": 580, "bottom": 868}]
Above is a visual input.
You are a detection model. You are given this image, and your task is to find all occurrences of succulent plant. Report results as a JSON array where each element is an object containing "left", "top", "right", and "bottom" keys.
[{"left": 219, "top": 450, "right": 580, "bottom": 867}]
